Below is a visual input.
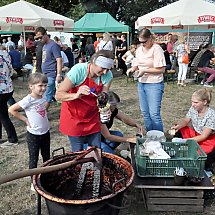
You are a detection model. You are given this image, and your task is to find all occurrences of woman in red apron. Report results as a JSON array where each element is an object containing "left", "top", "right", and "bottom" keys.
[
  {"left": 171, "top": 88, "right": 215, "bottom": 171},
  {"left": 56, "top": 50, "right": 114, "bottom": 151}
]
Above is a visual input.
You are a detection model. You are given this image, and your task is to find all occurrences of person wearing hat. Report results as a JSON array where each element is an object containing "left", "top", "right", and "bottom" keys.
[
  {"left": 100, "top": 91, "right": 145, "bottom": 154},
  {"left": 55, "top": 50, "right": 114, "bottom": 152}
]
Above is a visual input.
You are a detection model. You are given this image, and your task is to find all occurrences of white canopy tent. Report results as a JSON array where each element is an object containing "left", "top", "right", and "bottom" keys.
[
  {"left": 135, "top": 0, "right": 215, "bottom": 32},
  {"left": 0, "top": 0, "right": 74, "bottom": 33}
]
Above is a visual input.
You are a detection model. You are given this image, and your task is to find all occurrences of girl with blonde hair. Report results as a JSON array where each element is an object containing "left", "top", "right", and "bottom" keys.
[
  {"left": 122, "top": 44, "right": 136, "bottom": 69},
  {"left": 97, "top": 32, "right": 113, "bottom": 52},
  {"left": 176, "top": 36, "right": 190, "bottom": 86},
  {"left": 171, "top": 88, "right": 215, "bottom": 170}
]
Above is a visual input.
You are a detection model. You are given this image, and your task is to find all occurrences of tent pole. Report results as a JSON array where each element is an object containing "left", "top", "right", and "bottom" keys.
[
  {"left": 187, "top": 25, "right": 190, "bottom": 46},
  {"left": 127, "top": 32, "right": 129, "bottom": 48},
  {"left": 23, "top": 26, "right": 26, "bottom": 55}
]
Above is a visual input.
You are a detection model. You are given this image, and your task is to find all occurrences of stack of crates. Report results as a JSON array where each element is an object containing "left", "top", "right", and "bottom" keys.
[{"left": 135, "top": 138, "right": 207, "bottom": 178}]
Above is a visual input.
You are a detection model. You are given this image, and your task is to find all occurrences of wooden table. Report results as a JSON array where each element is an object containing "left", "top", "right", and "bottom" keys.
[{"left": 129, "top": 143, "right": 214, "bottom": 212}]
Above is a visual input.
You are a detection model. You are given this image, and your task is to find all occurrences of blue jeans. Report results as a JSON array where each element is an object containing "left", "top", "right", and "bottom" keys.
[
  {"left": 101, "top": 130, "right": 123, "bottom": 154},
  {"left": 138, "top": 81, "right": 164, "bottom": 132},
  {"left": 68, "top": 132, "right": 101, "bottom": 152},
  {"left": 46, "top": 76, "right": 56, "bottom": 103},
  {"left": 83, "top": 130, "right": 123, "bottom": 154}
]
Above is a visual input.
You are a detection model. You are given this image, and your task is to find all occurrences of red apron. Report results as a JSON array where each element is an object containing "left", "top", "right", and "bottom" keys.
[
  {"left": 59, "top": 64, "right": 103, "bottom": 136},
  {"left": 180, "top": 126, "right": 215, "bottom": 154}
]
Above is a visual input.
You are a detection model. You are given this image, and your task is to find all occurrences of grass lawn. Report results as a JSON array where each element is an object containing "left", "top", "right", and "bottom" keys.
[{"left": 0, "top": 75, "right": 215, "bottom": 215}]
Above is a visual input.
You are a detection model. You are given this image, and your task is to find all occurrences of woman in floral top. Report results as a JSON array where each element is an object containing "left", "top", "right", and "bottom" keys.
[
  {"left": 171, "top": 88, "right": 215, "bottom": 170},
  {"left": 0, "top": 47, "right": 18, "bottom": 148}
]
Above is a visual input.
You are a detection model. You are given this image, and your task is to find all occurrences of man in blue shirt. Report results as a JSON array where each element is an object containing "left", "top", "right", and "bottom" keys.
[
  {"left": 8, "top": 46, "right": 22, "bottom": 76},
  {"left": 35, "top": 27, "right": 62, "bottom": 109}
]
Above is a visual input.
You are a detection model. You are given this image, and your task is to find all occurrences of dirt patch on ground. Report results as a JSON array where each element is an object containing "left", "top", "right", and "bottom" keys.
[{"left": 0, "top": 75, "right": 215, "bottom": 214}]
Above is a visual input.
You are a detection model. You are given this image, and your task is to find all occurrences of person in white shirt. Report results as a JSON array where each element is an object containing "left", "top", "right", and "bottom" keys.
[
  {"left": 6, "top": 37, "right": 15, "bottom": 51},
  {"left": 18, "top": 35, "right": 24, "bottom": 47},
  {"left": 97, "top": 32, "right": 113, "bottom": 52},
  {"left": 61, "top": 50, "right": 69, "bottom": 68},
  {"left": 9, "top": 73, "right": 50, "bottom": 174},
  {"left": 0, "top": 48, "right": 18, "bottom": 148},
  {"left": 122, "top": 44, "right": 136, "bottom": 69}
]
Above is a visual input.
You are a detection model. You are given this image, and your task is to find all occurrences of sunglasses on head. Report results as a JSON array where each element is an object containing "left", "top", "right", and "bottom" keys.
[{"left": 139, "top": 39, "right": 148, "bottom": 44}]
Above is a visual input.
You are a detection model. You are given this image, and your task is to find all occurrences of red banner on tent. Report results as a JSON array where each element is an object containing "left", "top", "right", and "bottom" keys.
[
  {"left": 151, "top": 17, "right": 165, "bottom": 25},
  {"left": 6, "top": 17, "right": 23, "bottom": 24}
]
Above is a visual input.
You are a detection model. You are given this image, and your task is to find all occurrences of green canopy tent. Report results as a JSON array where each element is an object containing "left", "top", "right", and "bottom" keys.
[{"left": 73, "top": 13, "right": 130, "bottom": 33}]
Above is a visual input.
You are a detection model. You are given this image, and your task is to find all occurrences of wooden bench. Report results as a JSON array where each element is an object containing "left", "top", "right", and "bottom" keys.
[{"left": 129, "top": 143, "right": 214, "bottom": 212}]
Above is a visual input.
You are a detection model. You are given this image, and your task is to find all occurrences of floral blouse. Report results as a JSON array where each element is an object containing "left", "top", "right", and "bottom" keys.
[
  {"left": 186, "top": 107, "right": 215, "bottom": 134},
  {"left": 0, "top": 50, "right": 13, "bottom": 94}
]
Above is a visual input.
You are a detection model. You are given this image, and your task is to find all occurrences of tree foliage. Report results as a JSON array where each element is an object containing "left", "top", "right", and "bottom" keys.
[
  {"left": 0, "top": 0, "right": 16, "bottom": 7},
  {"left": 80, "top": 0, "right": 178, "bottom": 27},
  {"left": 0, "top": 0, "right": 81, "bottom": 20},
  {"left": 31, "top": 0, "right": 79, "bottom": 17},
  {"left": 0, "top": 0, "right": 215, "bottom": 28}
]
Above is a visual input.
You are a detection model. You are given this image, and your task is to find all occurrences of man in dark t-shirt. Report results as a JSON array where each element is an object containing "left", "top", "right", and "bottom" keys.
[
  {"left": 34, "top": 39, "right": 44, "bottom": 73},
  {"left": 79, "top": 34, "right": 86, "bottom": 57},
  {"left": 198, "top": 44, "right": 215, "bottom": 87},
  {"left": 117, "top": 34, "right": 128, "bottom": 75},
  {"left": 62, "top": 44, "right": 74, "bottom": 69}
]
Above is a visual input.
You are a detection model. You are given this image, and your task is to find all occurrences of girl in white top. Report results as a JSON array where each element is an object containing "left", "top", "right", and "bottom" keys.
[
  {"left": 122, "top": 44, "right": 136, "bottom": 69},
  {"left": 9, "top": 73, "right": 50, "bottom": 172},
  {"left": 176, "top": 37, "right": 190, "bottom": 86},
  {"left": 97, "top": 32, "right": 113, "bottom": 52}
]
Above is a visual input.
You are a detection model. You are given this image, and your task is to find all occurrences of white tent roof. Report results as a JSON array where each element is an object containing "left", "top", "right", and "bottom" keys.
[
  {"left": 136, "top": 0, "right": 215, "bottom": 31},
  {"left": 0, "top": 0, "right": 74, "bottom": 32}
]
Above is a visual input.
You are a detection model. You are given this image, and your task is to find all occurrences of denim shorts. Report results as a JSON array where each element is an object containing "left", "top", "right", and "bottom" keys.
[
  {"left": 68, "top": 132, "right": 101, "bottom": 152},
  {"left": 46, "top": 76, "right": 56, "bottom": 103}
]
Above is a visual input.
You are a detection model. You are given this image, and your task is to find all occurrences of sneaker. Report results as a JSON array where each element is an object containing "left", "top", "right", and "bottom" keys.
[
  {"left": 0, "top": 141, "right": 18, "bottom": 148},
  {"left": 204, "top": 83, "right": 213, "bottom": 88},
  {"left": 200, "top": 80, "right": 204, "bottom": 85}
]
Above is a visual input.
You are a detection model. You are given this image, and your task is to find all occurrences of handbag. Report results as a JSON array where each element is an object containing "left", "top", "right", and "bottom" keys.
[
  {"left": 182, "top": 54, "right": 189, "bottom": 64},
  {"left": 182, "top": 45, "right": 189, "bottom": 64}
]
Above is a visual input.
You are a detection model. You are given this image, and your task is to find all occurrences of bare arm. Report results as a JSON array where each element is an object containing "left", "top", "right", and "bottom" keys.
[
  {"left": 8, "top": 103, "right": 30, "bottom": 127},
  {"left": 188, "top": 127, "right": 213, "bottom": 143},
  {"left": 126, "top": 66, "right": 139, "bottom": 76},
  {"left": 116, "top": 110, "right": 145, "bottom": 135},
  {"left": 102, "top": 80, "right": 112, "bottom": 93},
  {"left": 101, "top": 124, "right": 136, "bottom": 143},
  {"left": 121, "top": 53, "right": 127, "bottom": 62},
  {"left": 137, "top": 67, "right": 165, "bottom": 77},
  {"left": 55, "top": 76, "right": 90, "bottom": 102},
  {"left": 56, "top": 57, "right": 63, "bottom": 82},
  {"left": 171, "top": 117, "right": 191, "bottom": 132}
]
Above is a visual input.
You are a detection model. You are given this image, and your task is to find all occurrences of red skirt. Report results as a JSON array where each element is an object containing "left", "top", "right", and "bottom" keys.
[{"left": 180, "top": 126, "right": 215, "bottom": 154}]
